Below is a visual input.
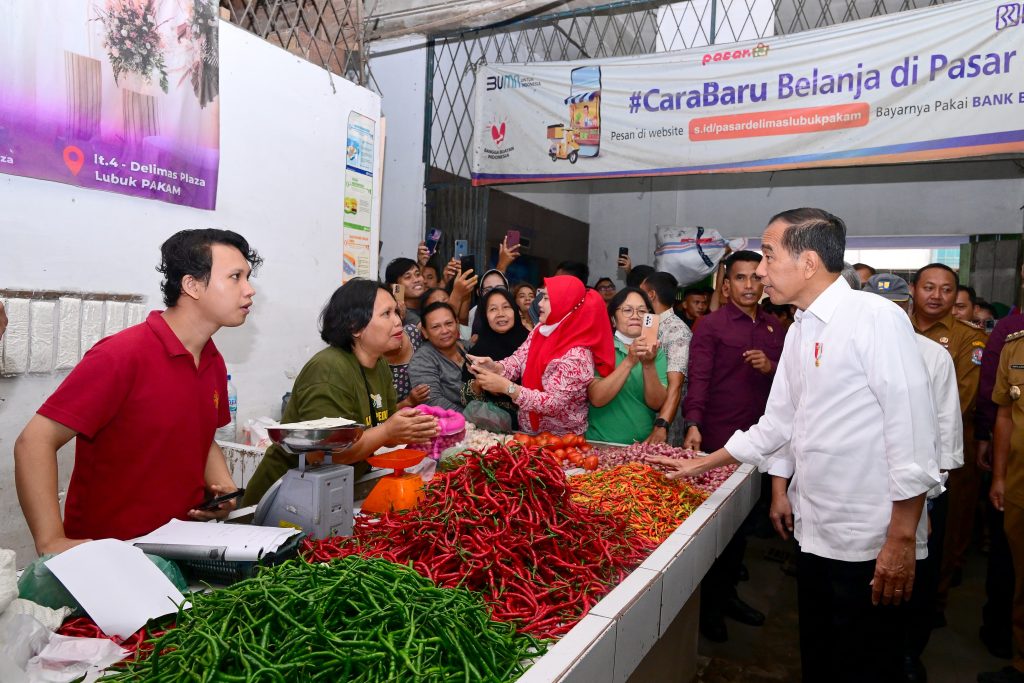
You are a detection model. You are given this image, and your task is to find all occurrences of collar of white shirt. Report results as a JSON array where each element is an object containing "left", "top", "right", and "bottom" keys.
[{"left": 796, "top": 276, "right": 846, "bottom": 324}]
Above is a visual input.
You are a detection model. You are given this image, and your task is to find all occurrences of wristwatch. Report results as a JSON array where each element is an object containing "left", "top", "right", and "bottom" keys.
[
  {"left": 506, "top": 383, "right": 517, "bottom": 396},
  {"left": 653, "top": 417, "right": 671, "bottom": 430}
]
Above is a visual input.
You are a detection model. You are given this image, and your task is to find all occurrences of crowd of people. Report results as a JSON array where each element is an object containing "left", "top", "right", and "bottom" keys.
[{"left": 4, "top": 210, "right": 1022, "bottom": 683}]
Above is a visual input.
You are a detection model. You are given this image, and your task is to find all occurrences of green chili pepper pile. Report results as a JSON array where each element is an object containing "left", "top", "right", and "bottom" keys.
[
  {"left": 100, "top": 556, "right": 543, "bottom": 683},
  {"left": 304, "top": 441, "right": 656, "bottom": 638}
]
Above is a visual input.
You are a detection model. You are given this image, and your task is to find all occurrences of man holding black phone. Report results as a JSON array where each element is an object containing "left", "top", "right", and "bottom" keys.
[{"left": 14, "top": 229, "right": 259, "bottom": 554}]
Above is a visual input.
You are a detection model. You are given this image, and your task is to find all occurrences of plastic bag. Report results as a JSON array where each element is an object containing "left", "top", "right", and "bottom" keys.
[
  {"left": 653, "top": 226, "right": 748, "bottom": 287},
  {"left": 464, "top": 400, "right": 512, "bottom": 433},
  {"left": 18, "top": 554, "right": 187, "bottom": 616}
]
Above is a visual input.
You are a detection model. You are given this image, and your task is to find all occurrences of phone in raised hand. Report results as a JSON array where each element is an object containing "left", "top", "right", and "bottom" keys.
[
  {"left": 425, "top": 228, "right": 442, "bottom": 256},
  {"left": 641, "top": 312, "right": 659, "bottom": 346},
  {"left": 454, "top": 240, "right": 469, "bottom": 259}
]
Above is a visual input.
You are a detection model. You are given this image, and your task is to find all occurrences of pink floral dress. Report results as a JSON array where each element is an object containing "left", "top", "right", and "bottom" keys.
[{"left": 498, "top": 334, "right": 595, "bottom": 435}]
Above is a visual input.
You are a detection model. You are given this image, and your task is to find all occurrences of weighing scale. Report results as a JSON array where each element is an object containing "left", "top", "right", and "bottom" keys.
[
  {"left": 253, "top": 424, "right": 365, "bottom": 539},
  {"left": 360, "top": 449, "right": 428, "bottom": 514}
]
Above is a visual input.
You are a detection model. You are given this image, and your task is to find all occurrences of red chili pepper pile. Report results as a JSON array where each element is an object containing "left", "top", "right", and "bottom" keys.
[
  {"left": 303, "top": 441, "right": 655, "bottom": 638},
  {"left": 570, "top": 463, "right": 709, "bottom": 543},
  {"left": 57, "top": 616, "right": 168, "bottom": 660}
]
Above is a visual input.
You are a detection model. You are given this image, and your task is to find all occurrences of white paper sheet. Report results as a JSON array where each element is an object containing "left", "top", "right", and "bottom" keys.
[
  {"left": 131, "top": 519, "right": 301, "bottom": 561},
  {"left": 44, "top": 540, "right": 186, "bottom": 640}
]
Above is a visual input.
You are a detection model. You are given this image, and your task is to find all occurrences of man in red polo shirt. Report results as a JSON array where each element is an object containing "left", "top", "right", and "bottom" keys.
[{"left": 14, "top": 229, "right": 261, "bottom": 555}]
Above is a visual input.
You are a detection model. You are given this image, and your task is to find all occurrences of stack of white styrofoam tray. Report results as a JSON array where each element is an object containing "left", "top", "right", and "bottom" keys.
[{"left": 517, "top": 464, "right": 760, "bottom": 683}]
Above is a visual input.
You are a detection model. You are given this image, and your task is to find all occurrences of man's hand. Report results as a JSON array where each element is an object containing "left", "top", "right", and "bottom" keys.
[
  {"left": 496, "top": 237, "right": 520, "bottom": 272},
  {"left": 452, "top": 268, "right": 478, "bottom": 299},
  {"left": 976, "top": 440, "right": 992, "bottom": 472},
  {"left": 743, "top": 349, "right": 773, "bottom": 375},
  {"left": 770, "top": 478, "right": 794, "bottom": 540},
  {"left": 443, "top": 258, "right": 461, "bottom": 283},
  {"left": 407, "top": 384, "right": 430, "bottom": 406},
  {"left": 617, "top": 253, "right": 633, "bottom": 272},
  {"left": 644, "top": 426, "right": 667, "bottom": 444},
  {"left": 683, "top": 425, "right": 702, "bottom": 451},
  {"left": 990, "top": 477, "right": 1005, "bottom": 512},
  {"left": 646, "top": 454, "right": 708, "bottom": 480},
  {"left": 188, "top": 483, "right": 239, "bottom": 521},
  {"left": 872, "top": 536, "right": 916, "bottom": 606},
  {"left": 416, "top": 242, "right": 431, "bottom": 267}
]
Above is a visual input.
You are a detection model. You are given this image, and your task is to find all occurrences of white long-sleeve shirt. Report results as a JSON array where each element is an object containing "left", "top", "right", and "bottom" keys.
[{"left": 725, "top": 277, "right": 940, "bottom": 562}]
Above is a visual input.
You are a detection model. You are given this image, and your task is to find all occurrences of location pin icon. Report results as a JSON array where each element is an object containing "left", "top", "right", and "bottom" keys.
[{"left": 63, "top": 145, "right": 84, "bottom": 176}]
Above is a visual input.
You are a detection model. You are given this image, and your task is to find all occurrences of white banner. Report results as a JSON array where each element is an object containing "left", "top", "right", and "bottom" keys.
[{"left": 471, "top": 0, "right": 1024, "bottom": 185}]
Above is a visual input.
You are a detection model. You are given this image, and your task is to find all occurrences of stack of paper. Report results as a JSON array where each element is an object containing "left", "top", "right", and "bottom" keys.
[{"left": 131, "top": 520, "right": 301, "bottom": 561}]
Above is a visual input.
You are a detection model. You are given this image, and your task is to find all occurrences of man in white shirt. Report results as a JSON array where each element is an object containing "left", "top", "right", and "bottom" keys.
[{"left": 652, "top": 208, "right": 940, "bottom": 682}]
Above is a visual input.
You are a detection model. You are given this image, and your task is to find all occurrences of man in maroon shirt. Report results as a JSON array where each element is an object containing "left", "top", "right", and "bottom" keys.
[
  {"left": 683, "top": 250, "right": 786, "bottom": 641},
  {"left": 14, "top": 229, "right": 261, "bottom": 555}
]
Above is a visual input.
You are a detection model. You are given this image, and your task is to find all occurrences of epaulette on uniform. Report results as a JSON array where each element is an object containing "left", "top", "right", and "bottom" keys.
[
  {"left": 957, "top": 318, "right": 983, "bottom": 331},
  {"left": 1006, "top": 330, "right": 1024, "bottom": 344}
]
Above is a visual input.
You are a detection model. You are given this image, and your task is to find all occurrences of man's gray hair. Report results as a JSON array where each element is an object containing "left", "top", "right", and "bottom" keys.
[{"left": 840, "top": 262, "right": 861, "bottom": 290}]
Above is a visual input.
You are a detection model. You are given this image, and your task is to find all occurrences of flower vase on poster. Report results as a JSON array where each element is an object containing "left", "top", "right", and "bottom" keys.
[
  {"left": 94, "top": 0, "right": 170, "bottom": 94},
  {"left": 177, "top": 0, "right": 219, "bottom": 108}
]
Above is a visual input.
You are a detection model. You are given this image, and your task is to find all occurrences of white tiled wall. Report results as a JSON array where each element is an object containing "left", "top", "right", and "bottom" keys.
[{"left": 0, "top": 294, "right": 146, "bottom": 376}]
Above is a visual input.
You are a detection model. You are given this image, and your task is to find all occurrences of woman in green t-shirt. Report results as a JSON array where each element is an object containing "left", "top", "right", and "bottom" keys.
[
  {"left": 242, "top": 280, "right": 440, "bottom": 506},
  {"left": 585, "top": 287, "right": 668, "bottom": 445}
]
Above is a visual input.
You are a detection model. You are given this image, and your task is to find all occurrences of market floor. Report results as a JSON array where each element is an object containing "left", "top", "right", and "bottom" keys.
[{"left": 694, "top": 534, "right": 1008, "bottom": 683}]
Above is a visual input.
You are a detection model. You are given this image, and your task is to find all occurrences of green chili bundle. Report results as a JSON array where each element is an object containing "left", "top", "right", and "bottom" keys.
[{"left": 100, "top": 556, "right": 543, "bottom": 682}]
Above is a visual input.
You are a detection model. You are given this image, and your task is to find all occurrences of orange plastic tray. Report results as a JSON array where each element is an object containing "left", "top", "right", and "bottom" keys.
[{"left": 367, "top": 448, "right": 427, "bottom": 473}]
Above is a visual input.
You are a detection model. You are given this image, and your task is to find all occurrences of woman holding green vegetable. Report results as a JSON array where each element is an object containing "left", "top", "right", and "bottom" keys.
[{"left": 242, "top": 280, "right": 439, "bottom": 506}]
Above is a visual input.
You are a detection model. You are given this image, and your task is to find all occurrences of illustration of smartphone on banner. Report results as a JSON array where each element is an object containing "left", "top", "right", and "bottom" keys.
[{"left": 570, "top": 66, "right": 601, "bottom": 158}]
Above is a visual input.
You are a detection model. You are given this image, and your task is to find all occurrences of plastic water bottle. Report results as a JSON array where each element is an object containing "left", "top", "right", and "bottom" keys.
[{"left": 216, "top": 374, "right": 238, "bottom": 442}]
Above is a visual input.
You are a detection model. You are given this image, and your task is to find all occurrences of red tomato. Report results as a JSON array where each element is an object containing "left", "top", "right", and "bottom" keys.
[
  {"left": 554, "top": 448, "right": 566, "bottom": 460},
  {"left": 568, "top": 452, "right": 584, "bottom": 466},
  {"left": 579, "top": 443, "right": 592, "bottom": 452},
  {"left": 583, "top": 455, "right": 599, "bottom": 471},
  {"left": 512, "top": 433, "right": 531, "bottom": 445}
]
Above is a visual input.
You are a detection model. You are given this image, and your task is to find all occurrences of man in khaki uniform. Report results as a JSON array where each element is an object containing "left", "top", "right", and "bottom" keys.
[
  {"left": 910, "top": 263, "right": 988, "bottom": 621},
  {"left": 981, "top": 330, "right": 1024, "bottom": 683}
]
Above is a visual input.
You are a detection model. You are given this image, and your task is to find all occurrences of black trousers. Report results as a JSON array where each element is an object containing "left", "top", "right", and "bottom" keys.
[
  {"left": 905, "top": 491, "right": 947, "bottom": 658},
  {"left": 982, "top": 475, "right": 1016, "bottom": 644},
  {"left": 798, "top": 550, "right": 910, "bottom": 683}
]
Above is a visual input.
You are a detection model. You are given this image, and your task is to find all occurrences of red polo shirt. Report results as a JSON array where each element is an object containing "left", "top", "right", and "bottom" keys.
[{"left": 38, "top": 311, "right": 229, "bottom": 540}]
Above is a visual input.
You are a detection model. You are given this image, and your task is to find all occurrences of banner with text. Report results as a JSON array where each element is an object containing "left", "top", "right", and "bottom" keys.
[
  {"left": 0, "top": 1, "right": 220, "bottom": 209},
  {"left": 472, "top": 0, "right": 1024, "bottom": 184}
]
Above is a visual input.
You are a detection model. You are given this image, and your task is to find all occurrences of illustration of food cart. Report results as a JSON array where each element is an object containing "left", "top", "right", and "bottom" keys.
[{"left": 545, "top": 66, "right": 602, "bottom": 164}]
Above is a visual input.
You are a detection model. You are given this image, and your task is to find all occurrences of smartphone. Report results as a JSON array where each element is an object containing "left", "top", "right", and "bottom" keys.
[
  {"left": 454, "top": 239, "right": 469, "bottom": 259},
  {"left": 506, "top": 230, "right": 520, "bottom": 248},
  {"left": 618, "top": 246, "right": 629, "bottom": 269},
  {"left": 425, "top": 228, "right": 442, "bottom": 256},
  {"left": 197, "top": 489, "right": 245, "bottom": 511},
  {"left": 641, "top": 312, "right": 659, "bottom": 345},
  {"left": 460, "top": 254, "right": 476, "bottom": 276},
  {"left": 391, "top": 284, "right": 405, "bottom": 302}
]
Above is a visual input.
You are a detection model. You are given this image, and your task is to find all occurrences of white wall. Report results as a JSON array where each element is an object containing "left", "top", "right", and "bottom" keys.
[
  {"left": 0, "top": 23, "right": 380, "bottom": 565},
  {"left": 587, "top": 160, "right": 1024, "bottom": 282},
  {"left": 370, "top": 36, "right": 429, "bottom": 267},
  {"left": 502, "top": 181, "right": 592, "bottom": 223}
]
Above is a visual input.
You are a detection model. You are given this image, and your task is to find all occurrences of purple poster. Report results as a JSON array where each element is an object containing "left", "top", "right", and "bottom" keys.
[{"left": 0, "top": 0, "right": 220, "bottom": 209}]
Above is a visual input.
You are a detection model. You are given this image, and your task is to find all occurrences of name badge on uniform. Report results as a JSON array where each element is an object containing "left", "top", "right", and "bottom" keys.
[
  {"left": 1011, "top": 386, "right": 1022, "bottom": 401},
  {"left": 814, "top": 342, "right": 824, "bottom": 367}
]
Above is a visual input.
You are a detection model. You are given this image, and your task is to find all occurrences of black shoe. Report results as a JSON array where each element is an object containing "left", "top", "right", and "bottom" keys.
[
  {"left": 931, "top": 611, "right": 947, "bottom": 629},
  {"left": 902, "top": 656, "right": 927, "bottom": 682},
  {"left": 700, "top": 612, "right": 728, "bottom": 642},
  {"left": 978, "top": 666, "right": 1024, "bottom": 683},
  {"left": 979, "top": 626, "right": 1013, "bottom": 659},
  {"left": 723, "top": 596, "right": 765, "bottom": 627},
  {"left": 737, "top": 563, "right": 749, "bottom": 582}
]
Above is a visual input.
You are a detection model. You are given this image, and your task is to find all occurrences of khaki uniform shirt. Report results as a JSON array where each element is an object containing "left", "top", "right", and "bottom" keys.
[
  {"left": 913, "top": 313, "right": 987, "bottom": 419},
  {"left": 993, "top": 331, "right": 1024, "bottom": 508}
]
